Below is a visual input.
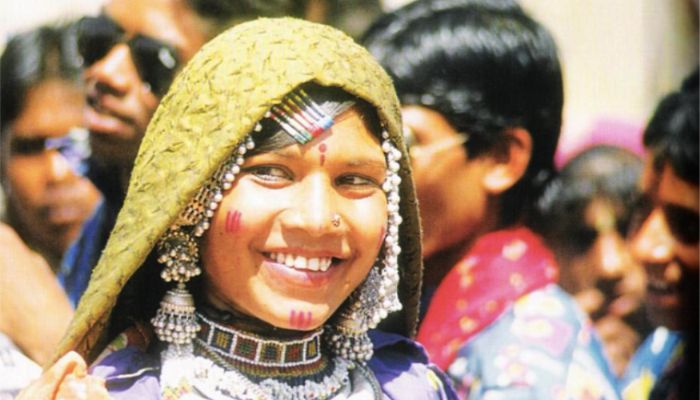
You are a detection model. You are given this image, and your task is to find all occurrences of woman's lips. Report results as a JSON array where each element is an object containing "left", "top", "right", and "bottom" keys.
[{"left": 260, "top": 253, "right": 342, "bottom": 289}]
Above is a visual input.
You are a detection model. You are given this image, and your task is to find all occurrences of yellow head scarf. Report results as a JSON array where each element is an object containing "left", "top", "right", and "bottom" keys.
[{"left": 55, "top": 17, "right": 422, "bottom": 363}]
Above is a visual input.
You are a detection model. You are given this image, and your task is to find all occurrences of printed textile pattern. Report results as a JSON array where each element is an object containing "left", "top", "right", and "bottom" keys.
[
  {"left": 417, "top": 227, "right": 558, "bottom": 369},
  {"left": 619, "top": 327, "right": 684, "bottom": 400},
  {"left": 447, "top": 285, "right": 621, "bottom": 399},
  {"left": 417, "top": 227, "right": 620, "bottom": 399}
]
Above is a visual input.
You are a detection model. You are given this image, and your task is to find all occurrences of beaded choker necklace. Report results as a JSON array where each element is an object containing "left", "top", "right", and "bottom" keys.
[{"left": 195, "top": 312, "right": 325, "bottom": 376}]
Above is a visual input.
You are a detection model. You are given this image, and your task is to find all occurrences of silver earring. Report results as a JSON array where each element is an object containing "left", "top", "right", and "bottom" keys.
[
  {"left": 327, "top": 132, "right": 403, "bottom": 363},
  {"left": 152, "top": 136, "right": 256, "bottom": 348},
  {"left": 331, "top": 213, "right": 341, "bottom": 228},
  {"left": 151, "top": 228, "right": 201, "bottom": 346}
]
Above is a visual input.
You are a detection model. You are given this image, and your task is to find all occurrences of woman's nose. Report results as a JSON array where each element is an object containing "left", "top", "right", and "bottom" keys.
[{"left": 281, "top": 175, "right": 341, "bottom": 236}]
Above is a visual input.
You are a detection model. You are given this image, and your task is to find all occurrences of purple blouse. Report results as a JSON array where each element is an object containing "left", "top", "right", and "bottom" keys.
[{"left": 90, "top": 330, "right": 457, "bottom": 399}]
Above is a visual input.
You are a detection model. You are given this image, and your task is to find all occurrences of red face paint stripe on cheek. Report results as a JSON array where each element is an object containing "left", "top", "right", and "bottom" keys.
[{"left": 225, "top": 210, "right": 242, "bottom": 233}]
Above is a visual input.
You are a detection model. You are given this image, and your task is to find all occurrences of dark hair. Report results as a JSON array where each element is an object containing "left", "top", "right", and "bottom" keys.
[
  {"left": 363, "top": 0, "right": 563, "bottom": 226},
  {"left": 644, "top": 69, "right": 699, "bottom": 184},
  {"left": 533, "top": 145, "right": 643, "bottom": 251},
  {"left": 186, "top": 0, "right": 309, "bottom": 28},
  {"left": 1, "top": 22, "right": 82, "bottom": 129}
]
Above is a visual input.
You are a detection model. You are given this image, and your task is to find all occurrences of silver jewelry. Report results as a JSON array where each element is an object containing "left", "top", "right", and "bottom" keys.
[
  {"left": 326, "top": 131, "right": 403, "bottom": 363},
  {"left": 331, "top": 213, "right": 341, "bottom": 228},
  {"left": 160, "top": 349, "right": 352, "bottom": 400},
  {"left": 156, "top": 227, "right": 201, "bottom": 283},
  {"left": 152, "top": 136, "right": 255, "bottom": 347},
  {"left": 152, "top": 227, "right": 203, "bottom": 346},
  {"left": 151, "top": 283, "right": 200, "bottom": 346}
]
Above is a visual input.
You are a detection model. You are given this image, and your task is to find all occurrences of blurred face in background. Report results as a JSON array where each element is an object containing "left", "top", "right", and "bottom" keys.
[
  {"left": 558, "top": 197, "right": 646, "bottom": 319},
  {"left": 401, "top": 105, "right": 490, "bottom": 258},
  {"left": 3, "top": 79, "right": 100, "bottom": 262},
  {"left": 553, "top": 196, "right": 648, "bottom": 376},
  {"left": 80, "top": 0, "right": 210, "bottom": 169},
  {"left": 630, "top": 161, "right": 699, "bottom": 332}
]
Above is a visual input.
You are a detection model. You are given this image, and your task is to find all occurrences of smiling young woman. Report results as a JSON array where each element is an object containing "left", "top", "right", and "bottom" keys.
[{"left": 18, "top": 18, "right": 455, "bottom": 400}]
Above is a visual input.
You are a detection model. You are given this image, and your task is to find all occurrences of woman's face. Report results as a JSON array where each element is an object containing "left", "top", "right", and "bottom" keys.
[
  {"left": 201, "top": 107, "right": 388, "bottom": 330},
  {"left": 4, "top": 79, "right": 100, "bottom": 258}
]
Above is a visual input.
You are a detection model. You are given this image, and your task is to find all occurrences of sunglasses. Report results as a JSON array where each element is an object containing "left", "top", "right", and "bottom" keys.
[
  {"left": 10, "top": 127, "right": 91, "bottom": 176},
  {"left": 629, "top": 195, "right": 699, "bottom": 245},
  {"left": 403, "top": 126, "right": 469, "bottom": 160},
  {"left": 77, "top": 15, "right": 179, "bottom": 96}
]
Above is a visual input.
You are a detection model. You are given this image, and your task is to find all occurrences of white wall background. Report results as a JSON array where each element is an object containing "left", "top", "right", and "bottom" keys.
[
  {"left": 520, "top": 0, "right": 698, "bottom": 155},
  {"left": 0, "top": 0, "right": 105, "bottom": 48}
]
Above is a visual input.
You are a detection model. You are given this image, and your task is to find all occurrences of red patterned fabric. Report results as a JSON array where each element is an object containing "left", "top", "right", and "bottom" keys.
[{"left": 416, "top": 227, "right": 559, "bottom": 370}]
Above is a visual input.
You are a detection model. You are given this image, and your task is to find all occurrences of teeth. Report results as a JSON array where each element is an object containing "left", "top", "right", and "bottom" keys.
[
  {"left": 648, "top": 280, "right": 671, "bottom": 292},
  {"left": 308, "top": 258, "right": 319, "bottom": 271},
  {"left": 268, "top": 252, "right": 334, "bottom": 272}
]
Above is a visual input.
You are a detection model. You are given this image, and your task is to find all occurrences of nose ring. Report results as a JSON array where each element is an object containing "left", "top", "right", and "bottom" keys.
[{"left": 331, "top": 213, "right": 341, "bottom": 228}]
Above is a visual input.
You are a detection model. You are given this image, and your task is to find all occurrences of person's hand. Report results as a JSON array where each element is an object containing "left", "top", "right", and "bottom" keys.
[
  {"left": 0, "top": 222, "right": 73, "bottom": 365},
  {"left": 16, "top": 351, "right": 110, "bottom": 399}
]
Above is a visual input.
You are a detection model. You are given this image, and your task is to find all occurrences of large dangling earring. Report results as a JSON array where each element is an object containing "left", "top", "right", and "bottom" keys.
[
  {"left": 327, "top": 131, "right": 403, "bottom": 363},
  {"left": 151, "top": 228, "right": 201, "bottom": 347},
  {"left": 152, "top": 136, "right": 255, "bottom": 348}
]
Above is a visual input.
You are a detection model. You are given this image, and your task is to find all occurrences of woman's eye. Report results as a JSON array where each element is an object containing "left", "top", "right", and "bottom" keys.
[
  {"left": 247, "top": 166, "right": 292, "bottom": 182},
  {"left": 336, "top": 174, "right": 379, "bottom": 187}
]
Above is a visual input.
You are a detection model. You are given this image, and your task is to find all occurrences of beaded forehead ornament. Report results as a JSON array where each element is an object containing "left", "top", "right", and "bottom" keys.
[{"left": 265, "top": 88, "right": 336, "bottom": 144}]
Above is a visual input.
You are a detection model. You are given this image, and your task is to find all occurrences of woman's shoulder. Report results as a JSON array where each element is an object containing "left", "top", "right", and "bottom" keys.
[
  {"left": 368, "top": 330, "right": 457, "bottom": 399},
  {"left": 89, "top": 343, "right": 160, "bottom": 399}
]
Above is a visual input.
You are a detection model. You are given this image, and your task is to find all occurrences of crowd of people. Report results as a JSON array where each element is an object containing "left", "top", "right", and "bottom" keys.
[{"left": 1, "top": 0, "right": 697, "bottom": 399}]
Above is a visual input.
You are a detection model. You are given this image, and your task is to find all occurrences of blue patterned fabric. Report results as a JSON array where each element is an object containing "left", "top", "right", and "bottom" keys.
[
  {"left": 618, "top": 327, "right": 683, "bottom": 400},
  {"left": 446, "top": 285, "right": 620, "bottom": 399}
]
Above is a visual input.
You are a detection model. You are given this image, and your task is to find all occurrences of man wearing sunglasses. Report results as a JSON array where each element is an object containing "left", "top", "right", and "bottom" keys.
[
  {"left": 621, "top": 71, "right": 698, "bottom": 400},
  {"left": 60, "top": 0, "right": 310, "bottom": 306}
]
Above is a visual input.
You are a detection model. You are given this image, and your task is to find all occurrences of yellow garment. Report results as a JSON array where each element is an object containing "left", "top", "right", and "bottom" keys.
[{"left": 55, "top": 17, "right": 422, "bottom": 364}]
